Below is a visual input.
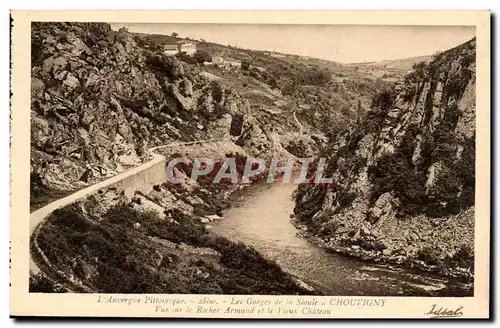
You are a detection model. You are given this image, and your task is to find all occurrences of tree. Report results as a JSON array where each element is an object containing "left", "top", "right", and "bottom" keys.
[
  {"left": 411, "top": 61, "right": 427, "bottom": 78},
  {"left": 171, "top": 32, "right": 179, "bottom": 37},
  {"left": 432, "top": 50, "right": 442, "bottom": 61}
]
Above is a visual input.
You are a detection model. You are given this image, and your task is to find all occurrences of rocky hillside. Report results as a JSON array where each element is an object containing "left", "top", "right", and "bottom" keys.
[
  {"left": 294, "top": 38, "right": 476, "bottom": 280},
  {"left": 30, "top": 23, "right": 284, "bottom": 210},
  {"left": 139, "top": 32, "right": 394, "bottom": 138}
]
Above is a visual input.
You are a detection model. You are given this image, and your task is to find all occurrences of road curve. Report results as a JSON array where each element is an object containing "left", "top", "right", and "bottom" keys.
[
  {"left": 29, "top": 138, "right": 225, "bottom": 277},
  {"left": 293, "top": 111, "right": 303, "bottom": 134}
]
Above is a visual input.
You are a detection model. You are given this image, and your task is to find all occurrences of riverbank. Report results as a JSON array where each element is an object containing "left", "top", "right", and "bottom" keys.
[
  {"left": 291, "top": 219, "right": 474, "bottom": 287},
  {"left": 213, "top": 182, "right": 471, "bottom": 296}
]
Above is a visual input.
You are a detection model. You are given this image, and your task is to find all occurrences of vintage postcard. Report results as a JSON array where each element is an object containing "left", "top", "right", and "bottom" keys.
[{"left": 10, "top": 10, "right": 490, "bottom": 318}]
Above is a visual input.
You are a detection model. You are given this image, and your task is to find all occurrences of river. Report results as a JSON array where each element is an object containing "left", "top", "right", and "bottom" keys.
[{"left": 212, "top": 182, "right": 473, "bottom": 296}]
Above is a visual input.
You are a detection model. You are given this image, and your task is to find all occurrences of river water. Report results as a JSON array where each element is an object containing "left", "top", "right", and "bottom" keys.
[{"left": 212, "top": 182, "right": 472, "bottom": 296}]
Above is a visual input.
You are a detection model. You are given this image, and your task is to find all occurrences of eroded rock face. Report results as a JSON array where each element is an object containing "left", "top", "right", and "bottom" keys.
[
  {"left": 31, "top": 78, "right": 45, "bottom": 102},
  {"left": 235, "top": 117, "right": 271, "bottom": 155},
  {"left": 368, "top": 192, "right": 398, "bottom": 225},
  {"left": 294, "top": 38, "right": 476, "bottom": 268}
]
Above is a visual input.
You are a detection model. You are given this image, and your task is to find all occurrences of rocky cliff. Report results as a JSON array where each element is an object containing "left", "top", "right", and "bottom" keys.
[
  {"left": 30, "top": 23, "right": 268, "bottom": 209},
  {"left": 294, "top": 38, "right": 476, "bottom": 279}
]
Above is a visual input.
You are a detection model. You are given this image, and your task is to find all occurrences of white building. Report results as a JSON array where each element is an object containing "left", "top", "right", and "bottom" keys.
[
  {"left": 178, "top": 42, "right": 197, "bottom": 56},
  {"left": 163, "top": 44, "right": 179, "bottom": 56},
  {"left": 163, "top": 41, "right": 197, "bottom": 56},
  {"left": 212, "top": 55, "right": 224, "bottom": 64}
]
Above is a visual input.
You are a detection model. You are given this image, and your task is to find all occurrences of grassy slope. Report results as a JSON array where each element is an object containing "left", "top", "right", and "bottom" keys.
[{"left": 32, "top": 191, "right": 316, "bottom": 295}]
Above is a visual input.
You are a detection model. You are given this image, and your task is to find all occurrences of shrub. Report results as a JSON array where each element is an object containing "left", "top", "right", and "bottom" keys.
[
  {"left": 193, "top": 50, "right": 212, "bottom": 64},
  {"left": 401, "top": 83, "right": 418, "bottom": 102},
  {"left": 411, "top": 61, "right": 428, "bottom": 79},
  {"left": 293, "top": 186, "right": 327, "bottom": 224},
  {"left": 209, "top": 80, "right": 224, "bottom": 103},
  {"left": 241, "top": 59, "right": 251, "bottom": 70},
  {"left": 37, "top": 198, "right": 315, "bottom": 295},
  {"left": 175, "top": 52, "right": 197, "bottom": 65},
  {"left": 300, "top": 68, "right": 331, "bottom": 86},
  {"left": 203, "top": 237, "right": 308, "bottom": 295},
  {"left": 50, "top": 205, "right": 92, "bottom": 233},
  {"left": 336, "top": 191, "right": 356, "bottom": 210},
  {"left": 417, "top": 247, "right": 441, "bottom": 266},
  {"left": 453, "top": 244, "right": 474, "bottom": 269},
  {"left": 280, "top": 78, "right": 299, "bottom": 96},
  {"left": 29, "top": 272, "right": 66, "bottom": 293}
]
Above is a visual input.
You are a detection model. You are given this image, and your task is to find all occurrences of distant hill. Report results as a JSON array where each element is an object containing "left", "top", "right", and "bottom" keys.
[
  {"left": 349, "top": 55, "right": 433, "bottom": 72},
  {"left": 377, "top": 55, "right": 432, "bottom": 70},
  {"left": 343, "top": 55, "right": 433, "bottom": 82},
  {"left": 129, "top": 30, "right": 395, "bottom": 139}
]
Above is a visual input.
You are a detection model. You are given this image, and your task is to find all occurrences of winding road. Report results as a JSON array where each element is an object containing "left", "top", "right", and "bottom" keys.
[
  {"left": 293, "top": 111, "right": 303, "bottom": 134},
  {"left": 29, "top": 139, "right": 225, "bottom": 276}
]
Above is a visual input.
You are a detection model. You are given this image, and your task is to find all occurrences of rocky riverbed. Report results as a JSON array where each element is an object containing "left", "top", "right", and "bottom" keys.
[{"left": 292, "top": 209, "right": 474, "bottom": 284}]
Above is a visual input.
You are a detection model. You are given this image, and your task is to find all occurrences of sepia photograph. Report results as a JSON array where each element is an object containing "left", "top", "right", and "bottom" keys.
[{"left": 10, "top": 10, "right": 491, "bottom": 318}]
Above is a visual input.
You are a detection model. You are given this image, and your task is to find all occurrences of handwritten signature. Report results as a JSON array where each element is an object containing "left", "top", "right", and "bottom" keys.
[{"left": 425, "top": 304, "right": 464, "bottom": 318}]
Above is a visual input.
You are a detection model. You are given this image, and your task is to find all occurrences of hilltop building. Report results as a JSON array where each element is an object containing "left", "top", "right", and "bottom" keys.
[
  {"left": 178, "top": 41, "right": 197, "bottom": 56},
  {"left": 212, "top": 55, "right": 224, "bottom": 64},
  {"left": 163, "top": 44, "right": 179, "bottom": 56},
  {"left": 163, "top": 41, "right": 197, "bottom": 56}
]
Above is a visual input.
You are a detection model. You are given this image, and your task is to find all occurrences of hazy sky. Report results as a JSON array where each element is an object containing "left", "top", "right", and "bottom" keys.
[{"left": 111, "top": 23, "right": 475, "bottom": 63}]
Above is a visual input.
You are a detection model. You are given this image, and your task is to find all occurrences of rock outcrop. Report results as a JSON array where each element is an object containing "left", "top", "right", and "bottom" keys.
[{"left": 294, "top": 38, "right": 476, "bottom": 278}]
